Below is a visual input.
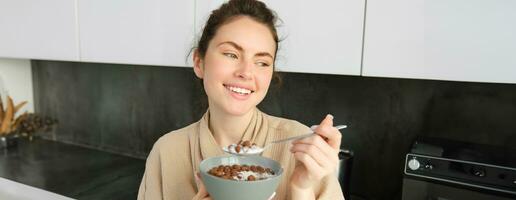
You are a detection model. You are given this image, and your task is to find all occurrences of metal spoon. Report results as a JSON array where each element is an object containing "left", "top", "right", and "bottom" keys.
[{"left": 223, "top": 125, "right": 347, "bottom": 156}]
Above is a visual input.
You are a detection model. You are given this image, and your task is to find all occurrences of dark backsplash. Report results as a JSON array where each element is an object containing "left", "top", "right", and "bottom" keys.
[{"left": 31, "top": 60, "right": 516, "bottom": 200}]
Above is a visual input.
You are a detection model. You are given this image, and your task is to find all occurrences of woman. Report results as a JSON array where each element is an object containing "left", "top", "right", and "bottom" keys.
[{"left": 138, "top": 0, "right": 345, "bottom": 199}]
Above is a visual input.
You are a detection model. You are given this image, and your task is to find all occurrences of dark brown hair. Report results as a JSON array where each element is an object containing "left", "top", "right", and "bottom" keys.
[{"left": 192, "top": 0, "right": 283, "bottom": 114}]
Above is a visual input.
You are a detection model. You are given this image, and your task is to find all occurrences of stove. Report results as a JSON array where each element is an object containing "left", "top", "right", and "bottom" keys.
[{"left": 402, "top": 137, "right": 516, "bottom": 200}]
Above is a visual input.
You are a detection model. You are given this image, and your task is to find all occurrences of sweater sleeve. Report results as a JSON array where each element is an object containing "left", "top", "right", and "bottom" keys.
[{"left": 137, "top": 140, "right": 164, "bottom": 200}]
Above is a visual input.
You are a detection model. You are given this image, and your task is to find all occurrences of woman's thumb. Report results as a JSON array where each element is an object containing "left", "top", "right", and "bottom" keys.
[{"left": 195, "top": 172, "right": 209, "bottom": 194}]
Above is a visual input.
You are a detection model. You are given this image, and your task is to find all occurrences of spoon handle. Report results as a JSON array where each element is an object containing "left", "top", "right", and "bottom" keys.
[{"left": 270, "top": 125, "right": 347, "bottom": 145}]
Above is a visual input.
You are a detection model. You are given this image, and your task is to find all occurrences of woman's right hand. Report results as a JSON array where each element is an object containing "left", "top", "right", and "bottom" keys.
[{"left": 193, "top": 172, "right": 212, "bottom": 200}]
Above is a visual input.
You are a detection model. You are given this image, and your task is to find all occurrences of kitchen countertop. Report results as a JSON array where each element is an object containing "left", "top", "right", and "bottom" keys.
[
  {"left": 0, "top": 177, "right": 74, "bottom": 200},
  {"left": 0, "top": 138, "right": 145, "bottom": 200}
]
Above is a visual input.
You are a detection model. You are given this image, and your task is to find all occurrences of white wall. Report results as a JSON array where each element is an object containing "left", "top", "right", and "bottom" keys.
[{"left": 0, "top": 58, "right": 34, "bottom": 114}]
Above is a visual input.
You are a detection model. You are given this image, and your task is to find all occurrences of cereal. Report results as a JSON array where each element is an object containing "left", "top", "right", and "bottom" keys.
[
  {"left": 207, "top": 164, "right": 275, "bottom": 181},
  {"left": 223, "top": 140, "right": 263, "bottom": 155}
]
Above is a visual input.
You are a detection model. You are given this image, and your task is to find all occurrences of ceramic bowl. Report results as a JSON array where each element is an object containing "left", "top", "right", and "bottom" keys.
[{"left": 199, "top": 155, "right": 283, "bottom": 200}]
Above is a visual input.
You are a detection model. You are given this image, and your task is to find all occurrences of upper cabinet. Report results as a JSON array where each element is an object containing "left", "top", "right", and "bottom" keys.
[
  {"left": 77, "top": 0, "right": 195, "bottom": 67},
  {"left": 362, "top": 0, "right": 516, "bottom": 84},
  {"left": 196, "top": 0, "right": 365, "bottom": 75},
  {"left": 0, "top": 0, "right": 79, "bottom": 61},
  {"left": 5, "top": 0, "right": 515, "bottom": 84}
]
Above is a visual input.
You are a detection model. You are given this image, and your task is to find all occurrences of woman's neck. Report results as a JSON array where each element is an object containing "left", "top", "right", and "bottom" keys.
[{"left": 208, "top": 106, "right": 255, "bottom": 148}]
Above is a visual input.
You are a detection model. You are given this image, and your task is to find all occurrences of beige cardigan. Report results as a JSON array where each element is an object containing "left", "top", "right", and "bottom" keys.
[{"left": 138, "top": 108, "right": 344, "bottom": 200}]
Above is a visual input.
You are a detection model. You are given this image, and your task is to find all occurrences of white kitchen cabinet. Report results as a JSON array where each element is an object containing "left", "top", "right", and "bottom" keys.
[
  {"left": 195, "top": 0, "right": 365, "bottom": 75},
  {"left": 363, "top": 0, "right": 516, "bottom": 84},
  {"left": 0, "top": 0, "right": 79, "bottom": 61},
  {"left": 78, "top": 0, "right": 195, "bottom": 67}
]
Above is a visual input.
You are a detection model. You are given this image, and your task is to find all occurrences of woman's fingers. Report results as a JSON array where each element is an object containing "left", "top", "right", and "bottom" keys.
[
  {"left": 289, "top": 116, "right": 345, "bottom": 188},
  {"left": 290, "top": 143, "right": 333, "bottom": 169},
  {"left": 195, "top": 172, "right": 205, "bottom": 192},
  {"left": 293, "top": 134, "right": 338, "bottom": 158},
  {"left": 290, "top": 114, "right": 343, "bottom": 180},
  {"left": 194, "top": 172, "right": 211, "bottom": 200},
  {"left": 293, "top": 151, "right": 325, "bottom": 179},
  {"left": 313, "top": 114, "right": 342, "bottom": 150},
  {"left": 291, "top": 135, "right": 339, "bottom": 171}
]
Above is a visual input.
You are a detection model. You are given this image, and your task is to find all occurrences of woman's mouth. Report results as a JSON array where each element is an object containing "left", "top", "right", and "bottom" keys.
[{"left": 224, "top": 84, "right": 254, "bottom": 96}]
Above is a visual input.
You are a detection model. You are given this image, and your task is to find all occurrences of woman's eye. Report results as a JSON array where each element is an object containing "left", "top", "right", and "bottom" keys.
[
  {"left": 223, "top": 53, "right": 238, "bottom": 59},
  {"left": 257, "top": 62, "right": 270, "bottom": 67}
]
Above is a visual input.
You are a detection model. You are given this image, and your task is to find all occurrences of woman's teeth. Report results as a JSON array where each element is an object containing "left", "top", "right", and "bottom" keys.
[{"left": 227, "top": 86, "right": 252, "bottom": 95}]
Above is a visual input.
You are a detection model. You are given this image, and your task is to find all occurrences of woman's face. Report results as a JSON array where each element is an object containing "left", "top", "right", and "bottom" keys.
[{"left": 194, "top": 16, "right": 275, "bottom": 116}]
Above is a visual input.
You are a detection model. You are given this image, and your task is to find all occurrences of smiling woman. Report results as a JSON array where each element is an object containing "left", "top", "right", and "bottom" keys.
[
  {"left": 193, "top": 15, "right": 275, "bottom": 117},
  {"left": 137, "top": 1, "right": 345, "bottom": 200}
]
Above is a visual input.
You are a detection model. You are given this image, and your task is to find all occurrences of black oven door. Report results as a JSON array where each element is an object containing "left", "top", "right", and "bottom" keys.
[{"left": 402, "top": 178, "right": 516, "bottom": 200}]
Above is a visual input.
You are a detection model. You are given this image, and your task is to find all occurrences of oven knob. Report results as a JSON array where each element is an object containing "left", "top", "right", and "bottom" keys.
[
  {"left": 408, "top": 158, "right": 421, "bottom": 170},
  {"left": 424, "top": 164, "right": 434, "bottom": 170},
  {"left": 472, "top": 168, "right": 486, "bottom": 177}
]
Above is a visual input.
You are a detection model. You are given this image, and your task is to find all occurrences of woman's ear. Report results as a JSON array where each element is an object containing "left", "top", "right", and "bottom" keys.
[{"left": 193, "top": 50, "right": 204, "bottom": 79}]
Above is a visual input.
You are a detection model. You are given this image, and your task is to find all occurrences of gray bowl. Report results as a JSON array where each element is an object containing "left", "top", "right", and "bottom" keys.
[{"left": 199, "top": 155, "right": 284, "bottom": 200}]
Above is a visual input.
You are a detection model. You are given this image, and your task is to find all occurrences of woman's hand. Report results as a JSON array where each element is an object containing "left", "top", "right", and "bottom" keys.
[
  {"left": 193, "top": 172, "right": 212, "bottom": 200},
  {"left": 289, "top": 114, "right": 342, "bottom": 194}
]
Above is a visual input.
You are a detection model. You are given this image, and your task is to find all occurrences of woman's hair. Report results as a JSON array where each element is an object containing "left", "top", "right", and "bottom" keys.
[
  {"left": 192, "top": 0, "right": 283, "bottom": 115},
  {"left": 196, "top": 0, "right": 279, "bottom": 61}
]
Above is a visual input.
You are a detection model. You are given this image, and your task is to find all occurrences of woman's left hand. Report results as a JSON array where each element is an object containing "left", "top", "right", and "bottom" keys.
[
  {"left": 289, "top": 114, "right": 342, "bottom": 191},
  {"left": 193, "top": 172, "right": 212, "bottom": 200}
]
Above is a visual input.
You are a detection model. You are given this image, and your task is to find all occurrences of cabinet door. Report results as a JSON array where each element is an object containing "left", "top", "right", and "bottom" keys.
[
  {"left": 363, "top": 0, "right": 516, "bottom": 84},
  {"left": 195, "top": 0, "right": 365, "bottom": 75},
  {"left": 78, "top": 0, "right": 195, "bottom": 67},
  {"left": 0, "top": 0, "right": 79, "bottom": 61}
]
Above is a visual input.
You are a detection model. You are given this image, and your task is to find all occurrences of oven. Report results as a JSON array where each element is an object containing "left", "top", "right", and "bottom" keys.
[{"left": 401, "top": 137, "right": 516, "bottom": 200}]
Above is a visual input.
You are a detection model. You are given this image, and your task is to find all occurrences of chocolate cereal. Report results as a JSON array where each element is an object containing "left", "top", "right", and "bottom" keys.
[
  {"left": 225, "top": 140, "right": 262, "bottom": 155},
  {"left": 208, "top": 164, "right": 275, "bottom": 181}
]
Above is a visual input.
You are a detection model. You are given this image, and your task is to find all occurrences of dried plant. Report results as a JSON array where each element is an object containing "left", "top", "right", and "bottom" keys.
[
  {"left": 18, "top": 113, "right": 58, "bottom": 140},
  {"left": 0, "top": 95, "right": 28, "bottom": 136},
  {"left": 0, "top": 95, "right": 58, "bottom": 140}
]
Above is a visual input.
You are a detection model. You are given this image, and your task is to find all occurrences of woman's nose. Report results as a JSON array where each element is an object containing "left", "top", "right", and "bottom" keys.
[{"left": 235, "top": 60, "right": 253, "bottom": 80}]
